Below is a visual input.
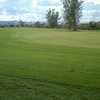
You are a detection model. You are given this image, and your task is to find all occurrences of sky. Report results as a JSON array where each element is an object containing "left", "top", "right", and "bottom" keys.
[{"left": 0, "top": 0, "right": 100, "bottom": 22}]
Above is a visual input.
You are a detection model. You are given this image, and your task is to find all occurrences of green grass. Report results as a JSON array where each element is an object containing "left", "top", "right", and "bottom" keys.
[{"left": 0, "top": 28, "right": 100, "bottom": 100}]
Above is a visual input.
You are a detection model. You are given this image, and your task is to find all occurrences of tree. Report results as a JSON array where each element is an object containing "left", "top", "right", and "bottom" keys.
[
  {"left": 46, "top": 9, "right": 60, "bottom": 28},
  {"left": 19, "top": 20, "right": 24, "bottom": 27},
  {"left": 63, "top": 0, "right": 83, "bottom": 31},
  {"left": 89, "top": 21, "right": 97, "bottom": 30},
  {"left": 34, "top": 21, "right": 42, "bottom": 28},
  {"left": 33, "top": 21, "right": 46, "bottom": 28}
]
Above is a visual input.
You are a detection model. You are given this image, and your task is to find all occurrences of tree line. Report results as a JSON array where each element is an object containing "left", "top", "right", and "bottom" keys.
[
  {"left": 46, "top": 0, "right": 83, "bottom": 31},
  {"left": 46, "top": 0, "right": 100, "bottom": 30},
  {"left": 0, "top": 0, "right": 100, "bottom": 30}
]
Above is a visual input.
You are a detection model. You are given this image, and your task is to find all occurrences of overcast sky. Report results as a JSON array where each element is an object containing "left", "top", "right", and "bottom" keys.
[{"left": 0, "top": 0, "right": 100, "bottom": 22}]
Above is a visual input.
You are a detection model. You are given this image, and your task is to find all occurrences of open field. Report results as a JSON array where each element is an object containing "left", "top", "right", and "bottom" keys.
[{"left": 0, "top": 28, "right": 100, "bottom": 100}]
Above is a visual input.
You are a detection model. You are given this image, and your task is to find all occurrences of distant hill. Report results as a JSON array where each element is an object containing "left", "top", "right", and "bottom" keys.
[{"left": 0, "top": 21, "right": 33, "bottom": 25}]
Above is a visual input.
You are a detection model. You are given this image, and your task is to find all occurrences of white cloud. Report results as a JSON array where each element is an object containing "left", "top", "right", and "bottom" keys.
[
  {"left": 0, "top": 0, "right": 100, "bottom": 22},
  {"left": 84, "top": 0, "right": 100, "bottom": 4},
  {"left": 0, "top": 15, "right": 15, "bottom": 21},
  {"left": 0, "top": 0, "right": 7, "bottom": 2},
  {"left": 32, "top": 0, "right": 38, "bottom": 5},
  {"left": 0, "top": 8, "right": 8, "bottom": 15}
]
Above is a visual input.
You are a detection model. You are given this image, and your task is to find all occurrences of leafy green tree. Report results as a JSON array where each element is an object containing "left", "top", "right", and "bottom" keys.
[
  {"left": 63, "top": 0, "right": 83, "bottom": 31},
  {"left": 46, "top": 9, "right": 60, "bottom": 28}
]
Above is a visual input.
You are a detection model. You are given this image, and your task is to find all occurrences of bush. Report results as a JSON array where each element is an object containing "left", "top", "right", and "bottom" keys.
[
  {"left": 78, "top": 23, "right": 89, "bottom": 30},
  {"left": 88, "top": 21, "right": 97, "bottom": 30},
  {"left": 33, "top": 22, "right": 48, "bottom": 28},
  {"left": 78, "top": 21, "right": 100, "bottom": 30}
]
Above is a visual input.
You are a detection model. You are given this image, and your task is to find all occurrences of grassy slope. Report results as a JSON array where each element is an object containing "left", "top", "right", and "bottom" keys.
[{"left": 0, "top": 28, "right": 100, "bottom": 100}]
